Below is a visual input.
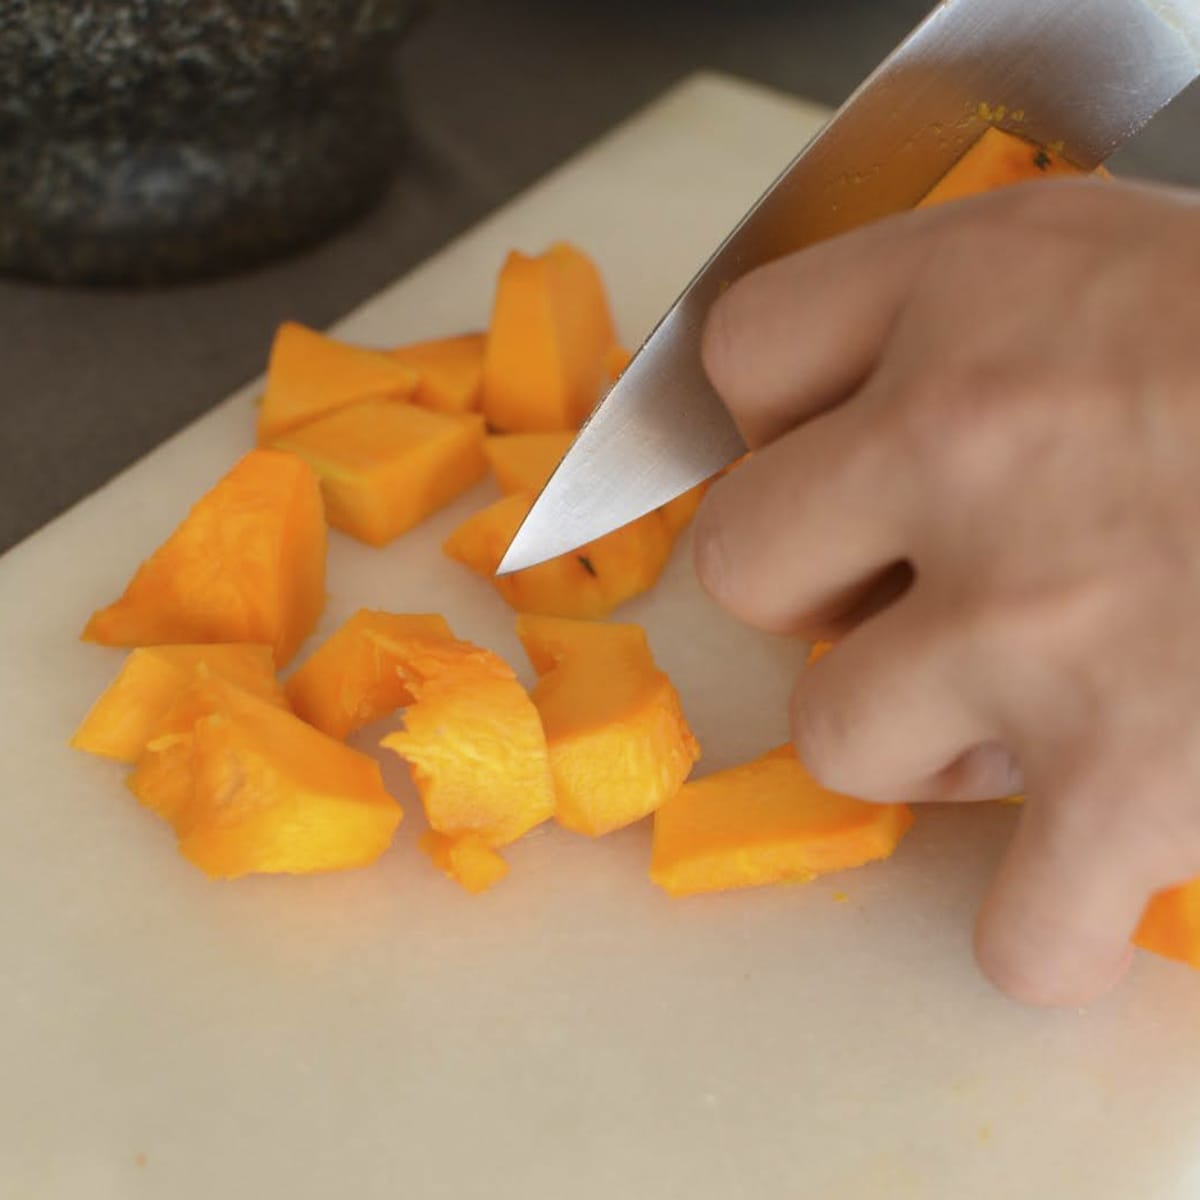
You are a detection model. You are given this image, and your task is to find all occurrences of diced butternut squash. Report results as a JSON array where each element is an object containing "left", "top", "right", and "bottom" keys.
[
  {"left": 444, "top": 491, "right": 673, "bottom": 619},
  {"left": 484, "top": 432, "right": 575, "bottom": 495},
  {"left": 517, "top": 615, "right": 699, "bottom": 836},
  {"left": 482, "top": 242, "right": 618, "bottom": 432},
  {"left": 71, "top": 643, "right": 284, "bottom": 763},
  {"left": 421, "top": 831, "right": 509, "bottom": 894},
  {"left": 651, "top": 744, "right": 913, "bottom": 897},
  {"left": 604, "top": 343, "right": 633, "bottom": 381},
  {"left": 917, "top": 127, "right": 1091, "bottom": 209},
  {"left": 1135, "top": 879, "right": 1200, "bottom": 969},
  {"left": 82, "top": 449, "right": 326, "bottom": 668},
  {"left": 271, "top": 400, "right": 487, "bottom": 547},
  {"left": 658, "top": 483, "right": 709, "bottom": 537},
  {"left": 390, "top": 333, "right": 486, "bottom": 415},
  {"left": 286, "top": 609, "right": 453, "bottom": 740},
  {"left": 380, "top": 629, "right": 555, "bottom": 846},
  {"left": 256, "top": 322, "right": 419, "bottom": 442}
]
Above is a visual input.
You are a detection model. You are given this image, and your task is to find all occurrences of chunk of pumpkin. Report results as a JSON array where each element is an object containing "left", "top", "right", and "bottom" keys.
[
  {"left": 82, "top": 449, "right": 326, "bottom": 668},
  {"left": 917, "top": 126, "right": 1092, "bottom": 209},
  {"left": 390, "top": 333, "right": 486, "bottom": 415},
  {"left": 420, "top": 831, "right": 509, "bottom": 894},
  {"left": 256, "top": 321, "right": 419, "bottom": 442},
  {"left": 380, "top": 629, "right": 554, "bottom": 846},
  {"left": 71, "top": 643, "right": 285, "bottom": 763},
  {"left": 482, "top": 242, "right": 618, "bottom": 431},
  {"left": 604, "top": 344, "right": 633, "bottom": 381},
  {"left": 444, "top": 491, "right": 673, "bottom": 619},
  {"left": 484, "top": 432, "right": 574, "bottom": 495},
  {"left": 271, "top": 400, "right": 487, "bottom": 547},
  {"left": 1135, "top": 879, "right": 1200, "bottom": 969},
  {"left": 517, "top": 615, "right": 699, "bottom": 836},
  {"left": 650, "top": 744, "right": 913, "bottom": 897},
  {"left": 286, "top": 609, "right": 453, "bottom": 740}
]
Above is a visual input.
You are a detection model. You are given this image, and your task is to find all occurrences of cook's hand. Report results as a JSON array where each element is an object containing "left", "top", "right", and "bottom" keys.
[{"left": 695, "top": 178, "right": 1200, "bottom": 1007}]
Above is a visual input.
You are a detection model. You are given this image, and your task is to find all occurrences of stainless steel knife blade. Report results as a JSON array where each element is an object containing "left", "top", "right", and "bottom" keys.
[{"left": 497, "top": 0, "right": 1200, "bottom": 575}]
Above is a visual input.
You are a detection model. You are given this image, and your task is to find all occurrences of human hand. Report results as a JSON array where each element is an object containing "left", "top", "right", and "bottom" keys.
[{"left": 695, "top": 177, "right": 1200, "bottom": 1006}]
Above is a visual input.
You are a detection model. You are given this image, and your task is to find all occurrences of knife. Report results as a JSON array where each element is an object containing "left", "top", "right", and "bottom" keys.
[{"left": 497, "top": 0, "right": 1200, "bottom": 575}]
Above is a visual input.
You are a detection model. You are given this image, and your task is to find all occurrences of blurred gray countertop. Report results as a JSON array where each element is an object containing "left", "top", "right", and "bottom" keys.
[{"left": 3, "top": 0, "right": 1197, "bottom": 553}]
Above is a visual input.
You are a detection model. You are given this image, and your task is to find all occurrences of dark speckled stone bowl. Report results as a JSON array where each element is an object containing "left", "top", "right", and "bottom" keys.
[{"left": 0, "top": 0, "right": 425, "bottom": 284}]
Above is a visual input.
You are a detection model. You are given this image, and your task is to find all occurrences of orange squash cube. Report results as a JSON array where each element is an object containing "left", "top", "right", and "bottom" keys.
[
  {"left": 71, "top": 643, "right": 285, "bottom": 763},
  {"left": 482, "top": 242, "right": 618, "bottom": 431},
  {"left": 604, "top": 344, "right": 633, "bottom": 381},
  {"left": 286, "top": 609, "right": 453, "bottom": 740},
  {"left": 1135, "top": 878, "right": 1200, "bottom": 969},
  {"left": 420, "top": 831, "right": 509, "bottom": 894},
  {"left": 483, "top": 432, "right": 574, "bottom": 496},
  {"left": 380, "top": 629, "right": 554, "bottom": 846},
  {"left": 256, "top": 322, "right": 418, "bottom": 442},
  {"left": 271, "top": 400, "right": 487, "bottom": 547},
  {"left": 82, "top": 449, "right": 326, "bottom": 668},
  {"left": 917, "top": 127, "right": 1092, "bottom": 209},
  {"left": 444, "top": 491, "right": 673, "bottom": 619},
  {"left": 517, "top": 615, "right": 699, "bottom": 836},
  {"left": 651, "top": 745, "right": 913, "bottom": 897},
  {"left": 390, "top": 333, "right": 486, "bottom": 415}
]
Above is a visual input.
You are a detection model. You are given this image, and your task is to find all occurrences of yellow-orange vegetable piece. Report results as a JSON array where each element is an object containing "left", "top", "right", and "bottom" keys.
[
  {"left": 917, "top": 126, "right": 1092, "bottom": 209},
  {"left": 71, "top": 643, "right": 285, "bottom": 763},
  {"left": 444, "top": 491, "right": 673, "bottom": 619},
  {"left": 256, "top": 321, "right": 419, "bottom": 442},
  {"left": 651, "top": 744, "right": 913, "bottom": 897},
  {"left": 286, "top": 610, "right": 453, "bottom": 740},
  {"left": 517, "top": 615, "right": 699, "bottom": 836},
  {"left": 82, "top": 449, "right": 326, "bottom": 668},
  {"left": 482, "top": 242, "right": 618, "bottom": 432},
  {"left": 380, "top": 629, "right": 555, "bottom": 846},
  {"left": 605, "top": 344, "right": 633, "bottom": 381},
  {"left": 484, "top": 432, "right": 574, "bottom": 495},
  {"left": 420, "top": 831, "right": 509, "bottom": 894},
  {"left": 271, "top": 400, "right": 487, "bottom": 547},
  {"left": 390, "top": 333, "right": 486, "bottom": 415},
  {"left": 1136, "top": 879, "right": 1200, "bottom": 969}
]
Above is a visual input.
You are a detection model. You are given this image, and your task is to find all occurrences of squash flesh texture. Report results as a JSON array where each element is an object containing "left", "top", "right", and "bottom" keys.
[
  {"left": 256, "top": 321, "right": 418, "bottom": 442},
  {"left": 82, "top": 449, "right": 326, "bottom": 668},
  {"left": 484, "top": 432, "right": 574, "bottom": 495},
  {"left": 444, "top": 491, "right": 672, "bottom": 619},
  {"left": 390, "top": 333, "right": 485, "bottom": 415},
  {"left": 420, "top": 831, "right": 509, "bottom": 893},
  {"left": 651, "top": 745, "right": 913, "bottom": 897},
  {"left": 286, "top": 610, "right": 453, "bottom": 740},
  {"left": 917, "top": 127, "right": 1090, "bottom": 209},
  {"left": 1135, "top": 880, "right": 1200, "bottom": 969},
  {"left": 380, "top": 634, "right": 555, "bottom": 846},
  {"left": 482, "top": 242, "right": 618, "bottom": 431},
  {"left": 517, "top": 615, "right": 699, "bottom": 836},
  {"left": 271, "top": 400, "right": 487, "bottom": 547},
  {"left": 71, "top": 643, "right": 284, "bottom": 763}
]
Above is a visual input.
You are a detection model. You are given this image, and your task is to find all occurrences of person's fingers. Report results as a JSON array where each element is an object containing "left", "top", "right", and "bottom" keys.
[
  {"left": 694, "top": 400, "right": 914, "bottom": 635},
  {"left": 701, "top": 208, "right": 938, "bottom": 447},
  {"left": 790, "top": 598, "right": 996, "bottom": 802},
  {"left": 974, "top": 766, "right": 1188, "bottom": 1007},
  {"left": 897, "top": 742, "right": 1024, "bottom": 805}
]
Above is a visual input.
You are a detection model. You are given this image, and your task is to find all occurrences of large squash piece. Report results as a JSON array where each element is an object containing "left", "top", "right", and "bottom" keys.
[
  {"left": 286, "top": 610, "right": 453, "bottom": 740},
  {"left": 130, "top": 675, "right": 400, "bottom": 878},
  {"left": 517, "top": 615, "right": 699, "bottom": 836},
  {"left": 1136, "top": 883, "right": 1200, "bottom": 970},
  {"left": 82, "top": 449, "right": 326, "bottom": 668},
  {"left": 444, "top": 492, "right": 673, "bottom": 619},
  {"left": 71, "top": 643, "right": 285, "bottom": 763},
  {"left": 256, "top": 321, "right": 419, "bottom": 442},
  {"left": 651, "top": 745, "right": 913, "bottom": 898},
  {"left": 380, "top": 628, "right": 555, "bottom": 851},
  {"left": 482, "top": 242, "right": 618, "bottom": 432},
  {"left": 390, "top": 333, "right": 486, "bottom": 415}
]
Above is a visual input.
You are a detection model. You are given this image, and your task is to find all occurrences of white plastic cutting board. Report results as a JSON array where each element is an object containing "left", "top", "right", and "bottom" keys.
[{"left": 4, "top": 73, "right": 1200, "bottom": 1200}]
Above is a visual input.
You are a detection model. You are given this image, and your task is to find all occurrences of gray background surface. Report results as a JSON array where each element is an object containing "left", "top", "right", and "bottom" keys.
[{"left": 3, "top": 0, "right": 1197, "bottom": 553}]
